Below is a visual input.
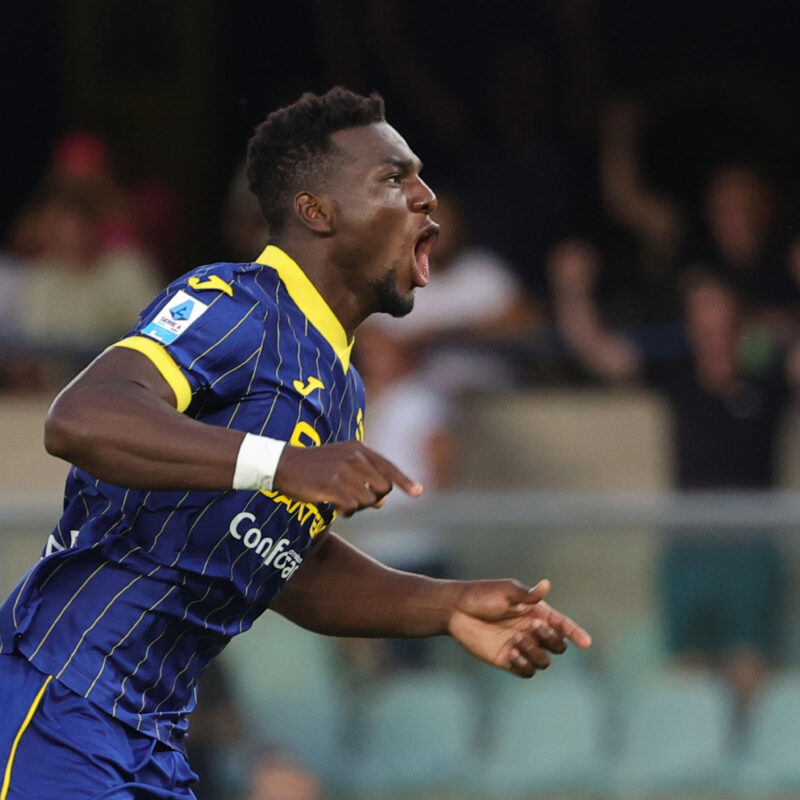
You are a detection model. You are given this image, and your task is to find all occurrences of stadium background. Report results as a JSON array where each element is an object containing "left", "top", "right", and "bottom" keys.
[{"left": 3, "top": 2, "right": 800, "bottom": 798}]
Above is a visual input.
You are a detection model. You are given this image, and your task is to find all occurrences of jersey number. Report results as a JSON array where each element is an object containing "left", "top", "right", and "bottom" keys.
[{"left": 288, "top": 408, "right": 364, "bottom": 448}]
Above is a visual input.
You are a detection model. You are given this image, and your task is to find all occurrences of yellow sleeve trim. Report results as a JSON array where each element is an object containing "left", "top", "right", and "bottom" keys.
[
  {"left": 112, "top": 336, "right": 193, "bottom": 412},
  {"left": 1, "top": 675, "right": 52, "bottom": 800}
]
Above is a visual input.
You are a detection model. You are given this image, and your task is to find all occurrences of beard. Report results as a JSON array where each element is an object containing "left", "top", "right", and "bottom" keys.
[{"left": 372, "top": 268, "right": 415, "bottom": 317}]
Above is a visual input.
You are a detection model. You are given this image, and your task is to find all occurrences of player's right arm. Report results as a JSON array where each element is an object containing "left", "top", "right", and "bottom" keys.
[{"left": 44, "top": 346, "right": 420, "bottom": 513}]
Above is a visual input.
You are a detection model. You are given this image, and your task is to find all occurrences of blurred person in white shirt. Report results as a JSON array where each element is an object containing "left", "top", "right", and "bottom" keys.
[
  {"left": 376, "top": 187, "right": 539, "bottom": 394},
  {"left": 343, "top": 323, "right": 457, "bottom": 672}
]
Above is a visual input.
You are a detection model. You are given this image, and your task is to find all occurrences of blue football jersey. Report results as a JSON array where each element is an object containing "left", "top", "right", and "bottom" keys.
[{"left": 0, "top": 245, "right": 366, "bottom": 748}]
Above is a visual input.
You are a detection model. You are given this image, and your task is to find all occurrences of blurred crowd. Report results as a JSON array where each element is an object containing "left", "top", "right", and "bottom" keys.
[
  {"left": 5, "top": 1, "right": 800, "bottom": 795},
  {"left": 0, "top": 130, "right": 171, "bottom": 390}
]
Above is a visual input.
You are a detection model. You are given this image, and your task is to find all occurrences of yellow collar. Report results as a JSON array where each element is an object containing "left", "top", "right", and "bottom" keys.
[{"left": 255, "top": 244, "right": 354, "bottom": 372}]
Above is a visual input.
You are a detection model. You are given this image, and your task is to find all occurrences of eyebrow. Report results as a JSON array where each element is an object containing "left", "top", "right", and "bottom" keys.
[{"left": 381, "top": 155, "right": 423, "bottom": 173}]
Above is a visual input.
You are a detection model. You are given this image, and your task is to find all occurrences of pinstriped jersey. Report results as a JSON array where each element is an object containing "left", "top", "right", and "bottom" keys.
[{"left": 0, "top": 245, "right": 365, "bottom": 749}]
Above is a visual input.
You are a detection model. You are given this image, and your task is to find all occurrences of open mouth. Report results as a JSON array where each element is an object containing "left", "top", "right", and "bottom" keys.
[{"left": 413, "top": 224, "right": 440, "bottom": 286}]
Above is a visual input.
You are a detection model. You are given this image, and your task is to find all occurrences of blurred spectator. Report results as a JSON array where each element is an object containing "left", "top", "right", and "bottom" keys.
[
  {"left": 354, "top": 323, "right": 456, "bottom": 572},
  {"left": 547, "top": 239, "right": 645, "bottom": 380},
  {"left": 221, "top": 162, "right": 269, "bottom": 262},
  {"left": 243, "top": 751, "right": 323, "bottom": 800},
  {"left": 20, "top": 185, "right": 158, "bottom": 343},
  {"left": 343, "top": 323, "right": 456, "bottom": 674},
  {"left": 48, "top": 129, "right": 143, "bottom": 253},
  {"left": 13, "top": 128, "right": 184, "bottom": 276},
  {"left": 51, "top": 129, "right": 185, "bottom": 276},
  {"left": 130, "top": 178, "right": 186, "bottom": 277},
  {"left": 377, "top": 187, "right": 539, "bottom": 394},
  {"left": 695, "top": 164, "right": 800, "bottom": 344},
  {"left": 0, "top": 181, "right": 161, "bottom": 391},
  {"left": 0, "top": 127, "right": 179, "bottom": 390},
  {"left": 600, "top": 98, "right": 800, "bottom": 340},
  {"left": 549, "top": 244, "right": 792, "bottom": 711},
  {"left": 600, "top": 98, "right": 685, "bottom": 273}
]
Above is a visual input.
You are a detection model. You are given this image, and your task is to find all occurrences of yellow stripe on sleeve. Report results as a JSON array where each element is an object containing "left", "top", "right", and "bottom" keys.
[
  {"left": 111, "top": 336, "right": 193, "bottom": 412},
  {"left": 1, "top": 675, "right": 52, "bottom": 800}
]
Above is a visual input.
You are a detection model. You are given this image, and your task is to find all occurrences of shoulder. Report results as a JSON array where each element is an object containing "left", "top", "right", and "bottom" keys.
[
  {"left": 131, "top": 261, "right": 274, "bottom": 348},
  {"left": 157, "top": 261, "right": 279, "bottom": 317},
  {"left": 175, "top": 261, "right": 265, "bottom": 299}
]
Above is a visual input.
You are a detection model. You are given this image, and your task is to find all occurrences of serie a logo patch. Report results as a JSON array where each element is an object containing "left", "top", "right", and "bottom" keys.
[{"left": 141, "top": 290, "right": 209, "bottom": 344}]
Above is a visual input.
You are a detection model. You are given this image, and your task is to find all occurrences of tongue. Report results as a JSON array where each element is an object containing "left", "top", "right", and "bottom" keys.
[
  {"left": 417, "top": 251, "right": 430, "bottom": 285},
  {"left": 414, "top": 242, "right": 430, "bottom": 285}
]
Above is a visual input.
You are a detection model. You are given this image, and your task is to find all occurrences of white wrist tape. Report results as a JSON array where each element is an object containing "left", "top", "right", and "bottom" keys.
[{"left": 232, "top": 433, "right": 287, "bottom": 491}]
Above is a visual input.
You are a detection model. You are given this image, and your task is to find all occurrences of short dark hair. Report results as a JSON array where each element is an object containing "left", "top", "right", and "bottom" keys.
[{"left": 245, "top": 87, "right": 385, "bottom": 238}]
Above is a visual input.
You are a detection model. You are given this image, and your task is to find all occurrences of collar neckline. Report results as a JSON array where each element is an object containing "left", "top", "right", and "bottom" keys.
[{"left": 255, "top": 244, "right": 354, "bottom": 371}]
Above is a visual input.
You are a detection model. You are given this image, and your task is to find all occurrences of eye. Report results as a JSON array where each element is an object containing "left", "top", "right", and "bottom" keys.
[{"left": 385, "top": 173, "right": 403, "bottom": 184}]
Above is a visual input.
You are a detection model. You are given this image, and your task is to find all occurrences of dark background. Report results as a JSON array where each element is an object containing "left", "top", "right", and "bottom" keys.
[{"left": 2, "top": 0, "right": 799, "bottom": 272}]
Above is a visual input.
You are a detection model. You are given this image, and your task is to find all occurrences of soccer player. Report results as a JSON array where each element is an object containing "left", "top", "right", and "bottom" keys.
[{"left": 0, "top": 88, "right": 591, "bottom": 799}]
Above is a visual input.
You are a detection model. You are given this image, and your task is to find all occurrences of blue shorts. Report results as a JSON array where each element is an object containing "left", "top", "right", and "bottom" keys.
[{"left": 0, "top": 654, "right": 198, "bottom": 799}]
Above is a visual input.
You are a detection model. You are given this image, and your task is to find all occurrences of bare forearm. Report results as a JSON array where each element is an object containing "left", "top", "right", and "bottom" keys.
[
  {"left": 45, "top": 376, "right": 243, "bottom": 491},
  {"left": 552, "top": 291, "right": 641, "bottom": 381},
  {"left": 271, "top": 531, "right": 461, "bottom": 638},
  {"left": 601, "top": 132, "right": 682, "bottom": 246}
]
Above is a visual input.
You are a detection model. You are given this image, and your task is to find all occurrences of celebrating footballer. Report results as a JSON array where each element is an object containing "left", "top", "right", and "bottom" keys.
[{"left": 0, "top": 88, "right": 591, "bottom": 799}]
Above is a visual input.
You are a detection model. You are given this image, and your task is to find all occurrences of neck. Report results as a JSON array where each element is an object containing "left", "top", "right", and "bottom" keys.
[{"left": 271, "top": 235, "right": 366, "bottom": 338}]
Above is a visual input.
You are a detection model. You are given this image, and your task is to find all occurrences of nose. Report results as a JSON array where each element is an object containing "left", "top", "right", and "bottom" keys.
[{"left": 410, "top": 178, "right": 438, "bottom": 215}]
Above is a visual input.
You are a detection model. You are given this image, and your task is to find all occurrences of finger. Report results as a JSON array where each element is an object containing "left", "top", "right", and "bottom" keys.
[
  {"left": 530, "top": 620, "right": 567, "bottom": 654},
  {"left": 326, "top": 474, "right": 371, "bottom": 516},
  {"left": 341, "top": 477, "right": 394, "bottom": 514},
  {"left": 329, "top": 484, "right": 383, "bottom": 517},
  {"left": 537, "top": 602, "right": 593, "bottom": 649},
  {"left": 338, "top": 495, "right": 363, "bottom": 517},
  {"left": 337, "top": 488, "right": 384, "bottom": 516},
  {"left": 508, "top": 646, "right": 536, "bottom": 679},
  {"left": 346, "top": 478, "right": 381, "bottom": 509},
  {"left": 321, "top": 486, "right": 352, "bottom": 515},
  {"left": 332, "top": 467, "right": 383, "bottom": 511},
  {"left": 508, "top": 579, "right": 551, "bottom": 614},
  {"left": 356, "top": 470, "right": 393, "bottom": 498},
  {"left": 364, "top": 449, "right": 423, "bottom": 498},
  {"left": 513, "top": 632, "right": 552, "bottom": 669},
  {"left": 341, "top": 450, "right": 394, "bottom": 497},
  {"left": 527, "top": 578, "right": 551, "bottom": 604}
]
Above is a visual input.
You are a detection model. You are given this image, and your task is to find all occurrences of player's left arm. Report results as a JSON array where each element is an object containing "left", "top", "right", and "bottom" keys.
[{"left": 270, "top": 531, "right": 592, "bottom": 678}]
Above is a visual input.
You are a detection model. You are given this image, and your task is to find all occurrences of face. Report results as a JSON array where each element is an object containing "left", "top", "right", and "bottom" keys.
[
  {"left": 705, "top": 166, "right": 774, "bottom": 255},
  {"left": 38, "top": 201, "right": 97, "bottom": 264},
  {"left": 325, "top": 123, "right": 439, "bottom": 317}
]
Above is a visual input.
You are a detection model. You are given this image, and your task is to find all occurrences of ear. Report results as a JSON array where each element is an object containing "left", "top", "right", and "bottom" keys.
[{"left": 294, "top": 192, "right": 335, "bottom": 235}]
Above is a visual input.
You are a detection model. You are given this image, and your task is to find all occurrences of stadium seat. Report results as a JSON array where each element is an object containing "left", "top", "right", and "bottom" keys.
[
  {"left": 612, "top": 669, "right": 733, "bottom": 796},
  {"left": 474, "top": 671, "right": 609, "bottom": 797},
  {"left": 605, "top": 616, "right": 668, "bottom": 696},
  {"left": 733, "top": 671, "right": 800, "bottom": 794},
  {"left": 220, "top": 611, "right": 346, "bottom": 780},
  {"left": 348, "top": 670, "right": 479, "bottom": 797}
]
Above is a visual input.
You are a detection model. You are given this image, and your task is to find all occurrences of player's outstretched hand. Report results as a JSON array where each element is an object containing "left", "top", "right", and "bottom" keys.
[
  {"left": 447, "top": 578, "right": 592, "bottom": 678},
  {"left": 274, "top": 441, "right": 423, "bottom": 516}
]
